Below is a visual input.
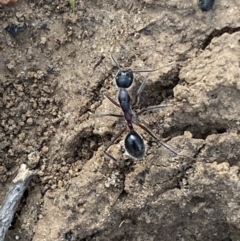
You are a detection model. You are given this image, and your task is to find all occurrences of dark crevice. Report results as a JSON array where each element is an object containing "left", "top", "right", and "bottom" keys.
[
  {"left": 71, "top": 130, "right": 102, "bottom": 162},
  {"left": 117, "top": 189, "right": 128, "bottom": 202},
  {"left": 222, "top": 238, "right": 232, "bottom": 241},
  {"left": 193, "top": 144, "right": 206, "bottom": 159},
  {"left": 191, "top": 196, "right": 206, "bottom": 205},
  {"left": 189, "top": 125, "right": 227, "bottom": 139},
  {"left": 90, "top": 70, "right": 113, "bottom": 102},
  {"left": 122, "top": 158, "right": 136, "bottom": 174},
  {"left": 227, "top": 158, "right": 240, "bottom": 168},
  {"left": 137, "top": 68, "right": 181, "bottom": 108},
  {"left": 59, "top": 127, "right": 103, "bottom": 166},
  {"left": 162, "top": 124, "right": 227, "bottom": 140},
  {"left": 78, "top": 232, "right": 100, "bottom": 241},
  {"left": 201, "top": 26, "right": 240, "bottom": 50}
]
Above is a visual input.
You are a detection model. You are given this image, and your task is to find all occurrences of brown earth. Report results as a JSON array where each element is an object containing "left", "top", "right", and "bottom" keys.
[{"left": 0, "top": 0, "right": 240, "bottom": 241}]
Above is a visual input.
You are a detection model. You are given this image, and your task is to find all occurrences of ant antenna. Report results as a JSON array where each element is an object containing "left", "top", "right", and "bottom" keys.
[
  {"left": 110, "top": 54, "right": 121, "bottom": 70},
  {"left": 110, "top": 53, "right": 181, "bottom": 74}
]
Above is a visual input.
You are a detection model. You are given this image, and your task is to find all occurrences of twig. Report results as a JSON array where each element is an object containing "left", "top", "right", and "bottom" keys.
[
  {"left": 0, "top": 164, "right": 35, "bottom": 241},
  {"left": 93, "top": 55, "right": 105, "bottom": 70}
]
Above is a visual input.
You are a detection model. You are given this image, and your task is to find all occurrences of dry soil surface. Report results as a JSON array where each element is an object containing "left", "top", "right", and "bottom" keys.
[{"left": 0, "top": 0, "right": 240, "bottom": 241}]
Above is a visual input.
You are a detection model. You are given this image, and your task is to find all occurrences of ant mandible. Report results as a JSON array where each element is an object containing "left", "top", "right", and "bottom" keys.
[{"left": 99, "top": 54, "right": 180, "bottom": 162}]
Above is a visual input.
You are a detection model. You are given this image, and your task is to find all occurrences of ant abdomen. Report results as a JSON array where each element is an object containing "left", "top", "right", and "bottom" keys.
[{"left": 125, "top": 130, "right": 145, "bottom": 159}]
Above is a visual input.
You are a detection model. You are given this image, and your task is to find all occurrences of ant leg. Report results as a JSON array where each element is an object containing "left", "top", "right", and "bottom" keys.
[
  {"left": 94, "top": 113, "right": 123, "bottom": 118},
  {"left": 104, "top": 126, "right": 128, "bottom": 161},
  {"left": 132, "top": 61, "right": 180, "bottom": 73},
  {"left": 110, "top": 54, "right": 121, "bottom": 70},
  {"left": 132, "top": 79, "right": 147, "bottom": 107},
  {"left": 136, "top": 104, "right": 173, "bottom": 116},
  {"left": 135, "top": 122, "right": 179, "bottom": 156},
  {"left": 104, "top": 93, "right": 121, "bottom": 108}
]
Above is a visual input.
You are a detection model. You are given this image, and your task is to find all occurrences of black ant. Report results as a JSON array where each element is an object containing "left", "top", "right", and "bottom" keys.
[
  {"left": 99, "top": 54, "right": 181, "bottom": 162},
  {"left": 198, "top": 0, "right": 215, "bottom": 11}
]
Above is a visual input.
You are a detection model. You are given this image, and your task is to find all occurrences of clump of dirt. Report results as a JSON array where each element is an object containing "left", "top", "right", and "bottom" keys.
[{"left": 0, "top": 0, "right": 240, "bottom": 240}]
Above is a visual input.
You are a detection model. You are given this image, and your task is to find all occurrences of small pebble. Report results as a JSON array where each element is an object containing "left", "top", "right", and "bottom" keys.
[
  {"left": 0, "top": 165, "right": 7, "bottom": 175},
  {"left": 28, "top": 151, "right": 40, "bottom": 168},
  {"left": 60, "top": 166, "right": 69, "bottom": 173},
  {"left": 40, "top": 37, "right": 47, "bottom": 45},
  {"left": 41, "top": 146, "right": 49, "bottom": 153},
  {"left": 58, "top": 180, "right": 63, "bottom": 188},
  {"left": 26, "top": 118, "right": 33, "bottom": 125}
]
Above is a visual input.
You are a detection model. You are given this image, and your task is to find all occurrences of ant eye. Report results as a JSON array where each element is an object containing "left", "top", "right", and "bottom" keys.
[
  {"left": 116, "top": 70, "right": 133, "bottom": 88},
  {"left": 126, "top": 70, "right": 133, "bottom": 80}
]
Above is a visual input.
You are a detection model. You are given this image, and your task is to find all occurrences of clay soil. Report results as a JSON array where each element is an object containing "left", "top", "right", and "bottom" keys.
[{"left": 0, "top": 0, "right": 240, "bottom": 241}]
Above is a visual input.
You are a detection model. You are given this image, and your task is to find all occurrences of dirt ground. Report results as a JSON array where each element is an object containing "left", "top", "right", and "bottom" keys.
[{"left": 0, "top": 0, "right": 240, "bottom": 240}]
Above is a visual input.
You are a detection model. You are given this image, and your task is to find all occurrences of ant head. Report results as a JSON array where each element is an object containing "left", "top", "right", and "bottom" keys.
[{"left": 115, "top": 70, "right": 134, "bottom": 88}]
